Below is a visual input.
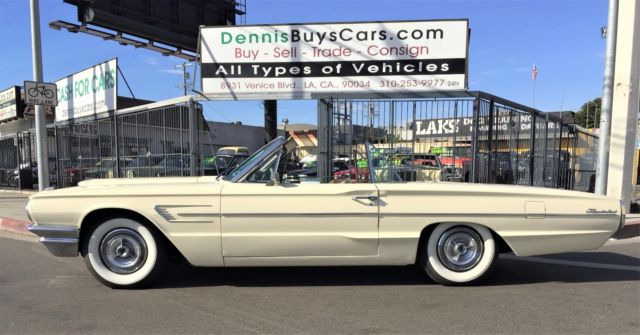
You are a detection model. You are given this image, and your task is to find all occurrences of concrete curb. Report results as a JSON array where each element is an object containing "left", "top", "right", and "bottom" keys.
[
  {"left": 0, "top": 217, "right": 32, "bottom": 236},
  {"left": 0, "top": 188, "right": 38, "bottom": 195}
]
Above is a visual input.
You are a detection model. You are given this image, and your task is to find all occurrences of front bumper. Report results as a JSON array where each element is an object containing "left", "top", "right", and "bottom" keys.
[{"left": 27, "top": 224, "right": 79, "bottom": 257}]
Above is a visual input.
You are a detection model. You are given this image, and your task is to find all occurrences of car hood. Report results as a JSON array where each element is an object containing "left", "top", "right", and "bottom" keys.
[{"left": 30, "top": 176, "right": 221, "bottom": 200}]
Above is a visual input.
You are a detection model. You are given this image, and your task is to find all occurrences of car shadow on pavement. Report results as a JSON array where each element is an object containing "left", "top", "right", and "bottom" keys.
[
  {"left": 614, "top": 223, "right": 640, "bottom": 239},
  {"left": 153, "top": 263, "right": 429, "bottom": 289},
  {"left": 480, "top": 252, "right": 640, "bottom": 287},
  {"left": 151, "top": 252, "right": 639, "bottom": 289}
]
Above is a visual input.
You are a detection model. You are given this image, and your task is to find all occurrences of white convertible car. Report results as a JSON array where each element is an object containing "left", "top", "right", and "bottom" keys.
[{"left": 26, "top": 137, "right": 624, "bottom": 288}]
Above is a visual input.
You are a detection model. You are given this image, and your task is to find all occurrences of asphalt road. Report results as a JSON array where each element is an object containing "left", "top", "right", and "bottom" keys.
[{"left": 0, "top": 231, "right": 638, "bottom": 335}]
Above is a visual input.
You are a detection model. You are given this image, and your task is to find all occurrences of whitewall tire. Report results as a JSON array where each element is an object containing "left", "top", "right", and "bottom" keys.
[
  {"left": 83, "top": 217, "right": 165, "bottom": 288},
  {"left": 421, "top": 223, "right": 497, "bottom": 285}
]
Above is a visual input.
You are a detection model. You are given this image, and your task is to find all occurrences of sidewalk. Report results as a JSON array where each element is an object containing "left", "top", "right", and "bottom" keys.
[{"left": 0, "top": 191, "right": 31, "bottom": 235}]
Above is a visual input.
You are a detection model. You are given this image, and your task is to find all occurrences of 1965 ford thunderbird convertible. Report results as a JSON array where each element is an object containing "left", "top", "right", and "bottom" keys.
[{"left": 26, "top": 137, "right": 624, "bottom": 288}]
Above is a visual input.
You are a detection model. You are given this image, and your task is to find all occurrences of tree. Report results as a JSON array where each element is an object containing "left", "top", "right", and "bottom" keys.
[{"left": 573, "top": 97, "right": 601, "bottom": 129}]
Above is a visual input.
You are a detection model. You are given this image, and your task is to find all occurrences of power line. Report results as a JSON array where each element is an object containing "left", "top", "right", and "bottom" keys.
[{"left": 202, "top": 100, "right": 233, "bottom": 123}]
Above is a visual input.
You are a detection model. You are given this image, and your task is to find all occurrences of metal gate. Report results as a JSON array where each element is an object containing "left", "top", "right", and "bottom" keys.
[
  {"left": 318, "top": 91, "right": 598, "bottom": 191},
  {"left": 0, "top": 131, "right": 57, "bottom": 189}
]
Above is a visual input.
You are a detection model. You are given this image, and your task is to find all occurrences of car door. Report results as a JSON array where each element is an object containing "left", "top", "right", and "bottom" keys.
[{"left": 220, "top": 182, "right": 379, "bottom": 257}]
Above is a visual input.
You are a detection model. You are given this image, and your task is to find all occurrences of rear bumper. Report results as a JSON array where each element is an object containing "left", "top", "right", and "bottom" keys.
[{"left": 27, "top": 224, "right": 79, "bottom": 257}]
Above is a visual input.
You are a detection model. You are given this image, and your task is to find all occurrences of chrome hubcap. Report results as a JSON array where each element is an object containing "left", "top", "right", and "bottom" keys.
[
  {"left": 436, "top": 227, "right": 483, "bottom": 272},
  {"left": 99, "top": 228, "right": 147, "bottom": 274}
]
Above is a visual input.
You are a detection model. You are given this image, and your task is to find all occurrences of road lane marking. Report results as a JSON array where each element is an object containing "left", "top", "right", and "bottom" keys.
[{"left": 502, "top": 254, "right": 640, "bottom": 272}]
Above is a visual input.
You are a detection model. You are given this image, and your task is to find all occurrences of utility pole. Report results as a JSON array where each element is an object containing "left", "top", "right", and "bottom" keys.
[
  {"left": 175, "top": 62, "right": 197, "bottom": 176},
  {"left": 175, "top": 62, "right": 193, "bottom": 96},
  {"left": 264, "top": 100, "right": 277, "bottom": 142},
  {"left": 595, "top": 0, "right": 619, "bottom": 195},
  {"left": 29, "top": 0, "right": 49, "bottom": 191},
  {"left": 606, "top": 0, "right": 640, "bottom": 211}
]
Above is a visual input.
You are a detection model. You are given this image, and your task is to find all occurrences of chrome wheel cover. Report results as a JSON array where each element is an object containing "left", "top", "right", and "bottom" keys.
[
  {"left": 99, "top": 228, "right": 147, "bottom": 274},
  {"left": 436, "top": 226, "right": 484, "bottom": 272}
]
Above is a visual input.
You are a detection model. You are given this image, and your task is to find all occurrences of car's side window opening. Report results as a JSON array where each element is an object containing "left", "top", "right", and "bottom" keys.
[{"left": 233, "top": 137, "right": 439, "bottom": 185}]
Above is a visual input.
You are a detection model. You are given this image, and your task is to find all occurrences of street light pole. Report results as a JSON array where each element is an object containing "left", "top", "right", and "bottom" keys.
[{"left": 29, "top": 0, "right": 49, "bottom": 191}]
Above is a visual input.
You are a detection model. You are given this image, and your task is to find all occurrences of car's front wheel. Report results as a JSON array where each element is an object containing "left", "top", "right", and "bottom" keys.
[
  {"left": 420, "top": 223, "right": 497, "bottom": 285},
  {"left": 82, "top": 217, "right": 165, "bottom": 288}
]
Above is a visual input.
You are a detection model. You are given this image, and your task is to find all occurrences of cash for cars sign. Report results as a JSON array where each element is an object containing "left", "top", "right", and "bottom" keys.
[
  {"left": 55, "top": 59, "right": 117, "bottom": 122},
  {"left": 200, "top": 20, "right": 469, "bottom": 100}
]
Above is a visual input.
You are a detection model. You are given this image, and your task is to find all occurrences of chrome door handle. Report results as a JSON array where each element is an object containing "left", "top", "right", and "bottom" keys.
[{"left": 352, "top": 195, "right": 378, "bottom": 202}]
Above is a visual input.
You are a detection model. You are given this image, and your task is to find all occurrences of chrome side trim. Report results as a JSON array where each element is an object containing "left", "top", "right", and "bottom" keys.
[
  {"left": 154, "top": 205, "right": 218, "bottom": 223},
  {"left": 222, "top": 212, "right": 378, "bottom": 217},
  {"left": 222, "top": 212, "right": 613, "bottom": 219},
  {"left": 27, "top": 224, "right": 79, "bottom": 257},
  {"left": 381, "top": 212, "right": 618, "bottom": 218},
  {"left": 380, "top": 212, "right": 523, "bottom": 218}
]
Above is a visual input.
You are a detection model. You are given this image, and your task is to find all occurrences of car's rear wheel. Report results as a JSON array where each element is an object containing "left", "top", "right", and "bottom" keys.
[
  {"left": 82, "top": 217, "right": 165, "bottom": 288},
  {"left": 420, "top": 223, "right": 497, "bottom": 285}
]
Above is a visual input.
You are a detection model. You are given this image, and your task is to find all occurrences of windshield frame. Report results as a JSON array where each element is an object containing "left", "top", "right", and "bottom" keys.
[{"left": 223, "top": 136, "right": 286, "bottom": 182}]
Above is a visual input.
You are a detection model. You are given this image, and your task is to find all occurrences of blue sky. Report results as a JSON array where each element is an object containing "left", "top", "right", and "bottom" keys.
[{"left": 1, "top": 0, "right": 608, "bottom": 126}]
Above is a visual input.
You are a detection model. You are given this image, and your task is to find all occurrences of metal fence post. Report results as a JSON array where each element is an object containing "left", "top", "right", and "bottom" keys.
[
  {"left": 113, "top": 112, "right": 121, "bottom": 178},
  {"left": 411, "top": 101, "right": 417, "bottom": 153},
  {"left": 470, "top": 97, "right": 480, "bottom": 183},
  {"left": 542, "top": 114, "right": 549, "bottom": 186},
  {"left": 54, "top": 126, "right": 61, "bottom": 187},
  {"left": 388, "top": 101, "right": 395, "bottom": 179},
  {"left": 189, "top": 98, "right": 198, "bottom": 177},
  {"left": 16, "top": 134, "right": 22, "bottom": 189},
  {"left": 487, "top": 98, "right": 495, "bottom": 183},
  {"left": 529, "top": 116, "right": 536, "bottom": 186},
  {"left": 570, "top": 126, "right": 577, "bottom": 190},
  {"left": 316, "top": 99, "right": 331, "bottom": 183},
  {"left": 558, "top": 121, "right": 565, "bottom": 189},
  {"left": 27, "top": 132, "right": 33, "bottom": 189}
]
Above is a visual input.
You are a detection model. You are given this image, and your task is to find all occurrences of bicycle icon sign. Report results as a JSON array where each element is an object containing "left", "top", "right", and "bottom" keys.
[{"left": 24, "top": 81, "right": 58, "bottom": 107}]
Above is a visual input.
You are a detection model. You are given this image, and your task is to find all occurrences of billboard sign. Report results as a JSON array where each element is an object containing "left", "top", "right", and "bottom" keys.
[
  {"left": 24, "top": 81, "right": 58, "bottom": 107},
  {"left": 0, "top": 86, "right": 23, "bottom": 122},
  {"left": 63, "top": 0, "right": 238, "bottom": 52},
  {"left": 55, "top": 59, "right": 117, "bottom": 122},
  {"left": 201, "top": 19, "right": 469, "bottom": 100}
]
